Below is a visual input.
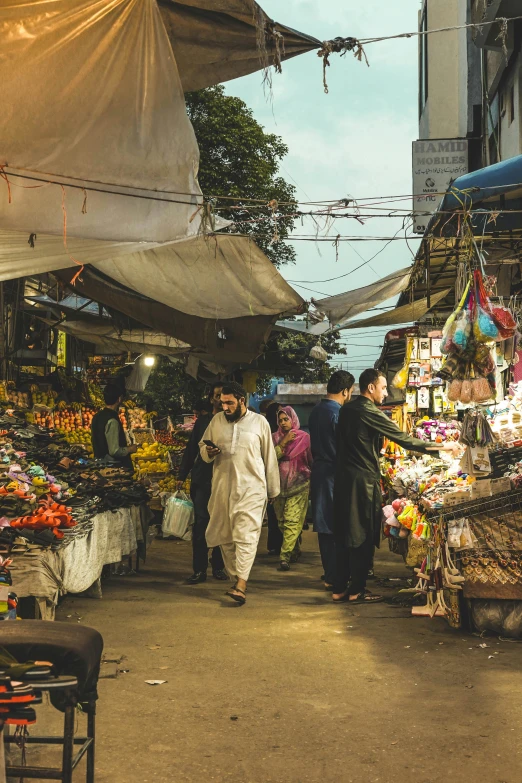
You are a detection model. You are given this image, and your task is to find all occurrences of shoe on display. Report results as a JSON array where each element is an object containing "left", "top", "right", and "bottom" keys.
[{"left": 185, "top": 571, "right": 207, "bottom": 584}]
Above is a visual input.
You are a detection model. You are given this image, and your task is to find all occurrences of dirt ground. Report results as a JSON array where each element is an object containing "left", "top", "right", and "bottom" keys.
[{"left": 11, "top": 529, "right": 522, "bottom": 782}]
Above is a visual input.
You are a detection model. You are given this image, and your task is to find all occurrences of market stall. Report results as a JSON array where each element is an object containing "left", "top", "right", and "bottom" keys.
[
  {"left": 378, "top": 266, "right": 522, "bottom": 635},
  {"left": 0, "top": 372, "right": 170, "bottom": 619}
]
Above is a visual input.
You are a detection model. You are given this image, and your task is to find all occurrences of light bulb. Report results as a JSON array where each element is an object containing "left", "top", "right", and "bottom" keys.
[{"left": 143, "top": 355, "right": 155, "bottom": 367}]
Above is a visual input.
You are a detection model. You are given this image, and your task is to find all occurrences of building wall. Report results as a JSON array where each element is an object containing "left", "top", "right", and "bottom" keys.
[
  {"left": 419, "top": 0, "right": 469, "bottom": 140},
  {"left": 495, "top": 51, "right": 522, "bottom": 160}
]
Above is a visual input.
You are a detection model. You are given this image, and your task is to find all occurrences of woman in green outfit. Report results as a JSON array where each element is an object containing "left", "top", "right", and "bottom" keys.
[{"left": 272, "top": 407, "right": 313, "bottom": 571}]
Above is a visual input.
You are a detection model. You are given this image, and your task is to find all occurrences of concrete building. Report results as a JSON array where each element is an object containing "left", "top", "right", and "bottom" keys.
[
  {"left": 418, "top": 0, "right": 522, "bottom": 167},
  {"left": 470, "top": 0, "right": 522, "bottom": 164}
]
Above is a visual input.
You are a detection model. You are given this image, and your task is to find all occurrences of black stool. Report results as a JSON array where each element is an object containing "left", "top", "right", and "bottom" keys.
[{"left": 1, "top": 621, "right": 103, "bottom": 782}]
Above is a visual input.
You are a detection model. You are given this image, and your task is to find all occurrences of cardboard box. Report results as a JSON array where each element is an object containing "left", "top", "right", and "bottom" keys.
[
  {"left": 471, "top": 479, "right": 492, "bottom": 500},
  {"left": 491, "top": 477, "right": 512, "bottom": 495},
  {"left": 443, "top": 489, "right": 472, "bottom": 507}
]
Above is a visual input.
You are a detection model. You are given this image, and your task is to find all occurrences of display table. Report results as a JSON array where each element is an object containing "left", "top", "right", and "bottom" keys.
[{"left": 9, "top": 504, "right": 153, "bottom": 619}]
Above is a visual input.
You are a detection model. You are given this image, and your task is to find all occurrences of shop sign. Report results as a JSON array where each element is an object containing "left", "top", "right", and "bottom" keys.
[{"left": 412, "top": 139, "right": 468, "bottom": 234}]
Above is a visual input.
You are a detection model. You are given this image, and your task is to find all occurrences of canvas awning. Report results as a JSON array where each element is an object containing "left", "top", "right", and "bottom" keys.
[
  {"left": 312, "top": 266, "right": 412, "bottom": 329},
  {"left": 342, "top": 289, "right": 451, "bottom": 330},
  {"left": 38, "top": 318, "right": 190, "bottom": 357},
  {"left": 53, "top": 267, "right": 287, "bottom": 365},
  {"left": 442, "top": 154, "right": 522, "bottom": 211},
  {"left": 0, "top": 0, "right": 203, "bottom": 244},
  {"left": 276, "top": 267, "right": 413, "bottom": 335},
  {"left": 0, "top": 230, "right": 175, "bottom": 284},
  {"left": 92, "top": 234, "right": 303, "bottom": 319},
  {"left": 159, "top": 0, "right": 321, "bottom": 92}
]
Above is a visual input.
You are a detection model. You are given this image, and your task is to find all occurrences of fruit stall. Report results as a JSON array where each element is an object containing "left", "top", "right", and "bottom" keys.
[{"left": 0, "top": 378, "right": 179, "bottom": 619}]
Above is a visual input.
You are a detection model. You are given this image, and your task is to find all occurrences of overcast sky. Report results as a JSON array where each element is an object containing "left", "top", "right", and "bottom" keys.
[{"left": 225, "top": 0, "right": 422, "bottom": 373}]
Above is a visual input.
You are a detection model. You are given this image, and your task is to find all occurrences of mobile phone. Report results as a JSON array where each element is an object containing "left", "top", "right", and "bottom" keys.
[{"left": 203, "top": 440, "right": 220, "bottom": 450}]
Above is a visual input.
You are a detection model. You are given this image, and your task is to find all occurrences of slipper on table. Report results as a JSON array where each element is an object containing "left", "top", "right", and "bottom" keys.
[{"left": 225, "top": 586, "right": 246, "bottom": 606}]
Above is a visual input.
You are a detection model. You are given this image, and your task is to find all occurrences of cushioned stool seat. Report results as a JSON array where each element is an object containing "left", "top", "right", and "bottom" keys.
[{"left": 1, "top": 621, "right": 103, "bottom": 782}]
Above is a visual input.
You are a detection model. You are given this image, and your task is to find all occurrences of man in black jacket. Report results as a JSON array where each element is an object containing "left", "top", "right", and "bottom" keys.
[
  {"left": 178, "top": 384, "right": 227, "bottom": 584},
  {"left": 91, "top": 384, "right": 137, "bottom": 469},
  {"left": 333, "top": 369, "right": 459, "bottom": 605}
]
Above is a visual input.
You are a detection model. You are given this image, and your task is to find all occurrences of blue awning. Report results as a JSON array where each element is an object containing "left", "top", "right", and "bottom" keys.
[{"left": 442, "top": 154, "right": 522, "bottom": 210}]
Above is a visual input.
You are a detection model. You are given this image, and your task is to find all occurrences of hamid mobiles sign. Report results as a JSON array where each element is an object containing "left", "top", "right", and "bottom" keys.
[{"left": 412, "top": 139, "right": 468, "bottom": 234}]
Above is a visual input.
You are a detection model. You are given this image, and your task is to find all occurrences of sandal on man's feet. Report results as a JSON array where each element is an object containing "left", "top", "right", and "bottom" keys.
[
  {"left": 348, "top": 590, "right": 384, "bottom": 605},
  {"left": 225, "top": 585, "right": 246, "bottom": 605},
  {"left": 332, "top": 591, "right": 350, "bottom": 603},
  {"left": 279, "top": 560, "right": 290, "bottom": 571}
]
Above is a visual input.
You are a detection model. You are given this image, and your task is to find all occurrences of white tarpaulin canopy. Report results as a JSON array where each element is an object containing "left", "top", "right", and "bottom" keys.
[
  {"left": 39, "top": 319, "right": 190, "bottom": 357},
  {"left": 0, "top": 0, "right": 202, "bottom": 243},
  {"left": 159, "top": 0, "right": 321, "bottom": 92},
  {"left": 93, "top": 234, "right": 304, "bottom": 319},
  {"left": 342, "top": 289, "right": 451, "bottom": 329},
  {"left": 313, "top": 266, "right": 412, "bottom": 329},
  {"left": 0, "top": 229, "right": 173, "bottom": 284},
  {"left": 276, "top": 267, "right": 413, "bottom": 335}
]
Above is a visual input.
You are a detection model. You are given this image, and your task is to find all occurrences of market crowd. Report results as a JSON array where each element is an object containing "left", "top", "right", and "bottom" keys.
[{"left": 93, "top": 370, "right": 459, "bottom": 606}]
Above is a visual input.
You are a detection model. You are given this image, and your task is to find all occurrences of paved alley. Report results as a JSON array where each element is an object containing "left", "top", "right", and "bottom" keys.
[{"left": 23, "top": 531, "right": 522, "bottom": 783}]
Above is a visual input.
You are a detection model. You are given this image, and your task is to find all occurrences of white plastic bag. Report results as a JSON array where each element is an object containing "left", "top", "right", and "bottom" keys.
[{"left": 162, "top": 492, "right": 194, "bottom": 540}]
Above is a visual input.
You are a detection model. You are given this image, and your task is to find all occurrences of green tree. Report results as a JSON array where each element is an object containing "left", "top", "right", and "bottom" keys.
[
  {"left": 256, "top": 330, "right": 346, "bottom": 395},
  {"left": 140, "top": 87, "right": 343, "bottom": 411},
  {"left": 186, "top": 85, "right": 297, "bottom": 268}
]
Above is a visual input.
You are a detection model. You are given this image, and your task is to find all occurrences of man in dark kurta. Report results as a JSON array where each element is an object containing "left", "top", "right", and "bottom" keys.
[
  {"left": 309, "top": 370, "right": 355, "bottom": 588},
  {"left": 333, "top": 369, "right": 459, "bottom": 604},
  {"left": 177, "top": 387, "right": 227, "bottom": 584}
]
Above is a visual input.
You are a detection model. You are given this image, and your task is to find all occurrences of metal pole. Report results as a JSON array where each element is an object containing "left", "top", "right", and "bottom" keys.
[{"left": 426, "top": 240, "right": 431, "bottom": 309}]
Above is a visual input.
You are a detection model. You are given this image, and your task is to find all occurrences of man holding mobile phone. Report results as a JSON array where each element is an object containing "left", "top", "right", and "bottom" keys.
[{"left": 199, "top": 381, "right": 280, "bottom": 605}]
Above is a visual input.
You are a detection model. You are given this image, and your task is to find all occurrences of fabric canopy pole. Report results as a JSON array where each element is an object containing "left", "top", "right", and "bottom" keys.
[
  {"left": 0, "top": 0, "right": 203, "bottom": 243},
  {"left": 158, "top": 0, "right": 321, "bottom": 92}
]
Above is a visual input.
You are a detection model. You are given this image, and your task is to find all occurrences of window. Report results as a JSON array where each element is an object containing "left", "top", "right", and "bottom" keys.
[{"left": 419, "top": 4, "right": 428, "bottom": 118}]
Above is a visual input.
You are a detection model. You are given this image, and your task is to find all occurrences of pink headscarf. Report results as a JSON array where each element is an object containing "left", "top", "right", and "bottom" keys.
[{"left": 272, "top": 406, "right": 312, "bottom": 492}]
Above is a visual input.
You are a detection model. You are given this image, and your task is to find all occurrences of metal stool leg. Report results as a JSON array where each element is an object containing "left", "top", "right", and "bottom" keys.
[
  {"left": 0, "top": 724, "right": 6, "bottom": 783},
  {"left": 62, "top": 704, "right": 75, "bottom": 783},
  {"left": 87, "top": 702, "right": 96, "bottom": 783}
]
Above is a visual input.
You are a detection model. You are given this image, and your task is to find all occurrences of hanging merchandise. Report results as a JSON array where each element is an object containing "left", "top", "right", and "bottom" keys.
[
  {"left": 459, "top": 409, "right": 496, "bottom": 448},
  {"left": 473, "top": 271, "right": 499, "bottom": 343},
  {"left": 436, "top": 269, "right": 515, "bottom": 405},
  {"left": 441, "top": 280, "right": 471, "bottom": 356},
  {"left": 309, "top": 342, "right": 328, "bottom": 362},
  {"left": 392, "top": 335, "right": 414, "bottom": 389}
]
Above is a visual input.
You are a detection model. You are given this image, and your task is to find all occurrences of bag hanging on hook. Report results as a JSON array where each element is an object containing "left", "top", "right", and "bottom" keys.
[{"left": 309, "top": 341, "right": 327, "bottom": 362}]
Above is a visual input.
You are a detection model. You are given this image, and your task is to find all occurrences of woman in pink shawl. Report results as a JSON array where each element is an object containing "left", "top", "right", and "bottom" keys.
[{"left": 272, "top": 406, "right": 313, "bottom": 571}]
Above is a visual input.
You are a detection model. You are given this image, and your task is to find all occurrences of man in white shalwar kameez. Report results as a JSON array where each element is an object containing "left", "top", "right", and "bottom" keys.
[{"left": 199, "top": 382, "right": 280, "bottom": 604}]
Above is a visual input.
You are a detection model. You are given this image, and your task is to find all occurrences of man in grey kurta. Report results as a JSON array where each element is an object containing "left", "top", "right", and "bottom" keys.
[
  {"left": 333, "top": 369, "right": 459, "bottom": 605},
  {"left": 200, "top": 382, "right": 280, "bottom": 604}
]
